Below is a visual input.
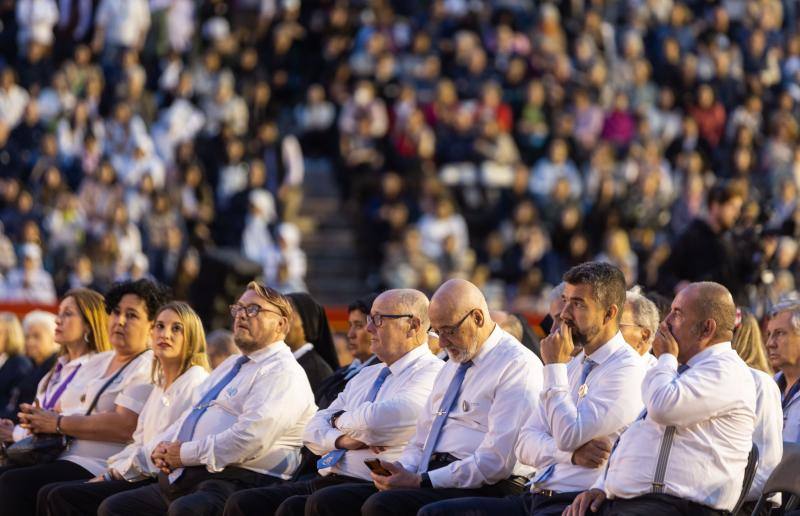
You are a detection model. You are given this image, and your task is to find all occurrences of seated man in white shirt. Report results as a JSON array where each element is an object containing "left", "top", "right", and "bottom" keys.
[
  {"left": 97, "top": 282, "right": 317, "bottom": 516},
  {"left": 422, "top": 262, "right": 646, "bottom": 516},
  {"left": 565, "top": 281, "right": 757, "bottom": 516},
  {"left": 619, "top": 288, "right": 660, "bottom": 369},
  {"left": 303, "top": 279, "right": 544, "bottom": 516},
  {"left": 223, "top": 289, "right": 443, "bottom": 516},
  {"left": 765, "top": 301, "right": 800, "bottom": 442}
]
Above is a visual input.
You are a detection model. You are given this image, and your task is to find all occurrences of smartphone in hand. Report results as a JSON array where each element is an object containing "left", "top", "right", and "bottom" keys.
[{"left": 364, "top": 458, "right": 392, "bottom": 476}]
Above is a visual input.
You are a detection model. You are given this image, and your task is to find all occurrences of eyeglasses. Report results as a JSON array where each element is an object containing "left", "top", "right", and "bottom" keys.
[
  {"left": 367, "top": 313, "right": 413, "bottom": 328},
  {"left": 619, "top": 323, "right": 642, "bottom": 329},
  {"left": 229, "top": 304, "right": 283, "bottom": 319},
  {"left": 430, "top": 309, "right": 476, "bottom": 338}
]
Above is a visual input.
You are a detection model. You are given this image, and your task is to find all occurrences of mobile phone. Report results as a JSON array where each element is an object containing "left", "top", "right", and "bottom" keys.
[{"left": 364, "top": 458, "right": 391, "bottom": 476}]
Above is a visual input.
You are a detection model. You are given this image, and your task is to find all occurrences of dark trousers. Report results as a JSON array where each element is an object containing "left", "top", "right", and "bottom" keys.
[
  {"left": 601, "top": 494, "right": 726, "bottom": 516},
  {"left": 0, "top": 459, "right": 92, "bottom": 516},
  {"left": 44, "top": 477, "right": 154, "bottom": 516},
  {"left": 97, "top": 466, "right": 281, "bottom": 516},
  {"left": 223, "top": 473, "right": 367, "bottom": 516},
  {"left": 418, "top": 490, "right": 581, "bottom": 516},
  {"left": 304, "top": 480, "right": 508, "bottom": 516}
]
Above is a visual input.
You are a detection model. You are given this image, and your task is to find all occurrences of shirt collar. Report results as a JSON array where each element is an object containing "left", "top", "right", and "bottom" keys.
[
  {"left": 59, "top": 352, "right": 95, "bottom": 368},
  {"left": 471, "top": 323, "right": 503, "bottom": 366},
  {"left": 583, "top": 331, "right": 626, "bottom": 365},
  {"left": 244, "top": 340, "right": 290, "bottom": 363},
  {"left": 388, "top": 343, "right": 433, "bottom": 376},
  {"left": 687, "top": 341, "right": 732, "bottom": 367},
  {"left": 292, "top": 342, "right": 314, "bottom": 360}
]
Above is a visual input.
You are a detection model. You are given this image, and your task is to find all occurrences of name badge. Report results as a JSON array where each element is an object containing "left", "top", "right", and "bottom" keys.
[
  {"left": 161, "top": 396, "right": 171, "bottom": 407},
  {"left": 578, "top": 384, "right": 589, "bottom": 398},
  {"left": 227, "top": 387, "right": 238, "bottom": 397}
]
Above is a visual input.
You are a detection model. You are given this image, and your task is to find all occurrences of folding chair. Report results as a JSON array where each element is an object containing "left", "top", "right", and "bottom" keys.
[{"left": 750, "top": 442, "right": 800, "bottom": 515}]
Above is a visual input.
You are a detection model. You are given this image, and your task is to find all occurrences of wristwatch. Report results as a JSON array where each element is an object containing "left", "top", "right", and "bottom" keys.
[
  {"left": 329, "top": 410, "right": 345, "bottom": 429},
  {"left": 55, "top": 415, "right": 64, "bottom": 435}
]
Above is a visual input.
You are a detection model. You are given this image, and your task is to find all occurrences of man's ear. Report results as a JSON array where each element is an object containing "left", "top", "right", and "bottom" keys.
[
  {"left": 641, "top": 327, "right": 652, "bottom": 344},
  {"left": 605, "top": 304, "right": 619, "bottom": 324},
  {"left": 473, "top": 309, "right": 485, "bottom": 327}
]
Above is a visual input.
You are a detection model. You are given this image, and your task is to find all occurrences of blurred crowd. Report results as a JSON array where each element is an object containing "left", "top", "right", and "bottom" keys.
[{"left": 1, "top": 0, "right": 800, "bottom": 317}]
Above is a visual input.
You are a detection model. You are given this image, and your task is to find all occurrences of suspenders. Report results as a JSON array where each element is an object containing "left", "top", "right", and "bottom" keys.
[{"left": 651, "top": 425, "right": 677, "bottom": 493}]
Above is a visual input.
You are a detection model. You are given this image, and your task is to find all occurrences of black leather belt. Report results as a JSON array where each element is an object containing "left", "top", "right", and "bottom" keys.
[{"left": 428, "top": 453, "right": 459, "bottom": 466}]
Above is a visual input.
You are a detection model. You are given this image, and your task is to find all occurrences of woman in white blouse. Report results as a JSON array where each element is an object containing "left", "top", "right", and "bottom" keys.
[
  {"left": 0, "top": 279, "right": 169, "bottom": 516},
  {"left": 0, "top": 288, "right": 111, "bottom": 443},
  {"left": 42, "top": 301, "right": 210, "bottom": 515}
]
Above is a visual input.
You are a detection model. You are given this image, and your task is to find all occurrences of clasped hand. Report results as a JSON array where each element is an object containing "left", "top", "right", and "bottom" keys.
[
  {"left": 17, "top": 404, "right": 59, "bottom": 434},
  {"left": 150, "top": 441, "right": 183, "bottom": 474}
]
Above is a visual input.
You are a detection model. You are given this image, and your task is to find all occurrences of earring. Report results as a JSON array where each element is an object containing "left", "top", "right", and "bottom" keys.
[{"left": 84, "top": 332, "right": 91, "bottom": 344}]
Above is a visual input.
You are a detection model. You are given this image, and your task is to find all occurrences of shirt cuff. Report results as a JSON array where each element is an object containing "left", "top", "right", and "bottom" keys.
[
  {"left": 427, "top": 465, "right": 451, "bottom": 488},
  {"left": 179, "top": 441, "right": 201, "bottom": 467},
  {"left": 320, "top": 428, "right": 345, "bottom": 451},
  {"left": 543, "top": 363, "right": 569, "bottom": 389},
  {"left": 656, "top": 353, "right": 679, "bottom": 370}
]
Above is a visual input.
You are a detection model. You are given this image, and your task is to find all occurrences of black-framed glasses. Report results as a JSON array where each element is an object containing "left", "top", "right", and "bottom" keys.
[
  {"left": 430, "top": 309, "right": 476, "bottom": 338},
  {"left": 229, "top": 304, "right": 283, "bottom": 319},
  {"left": 367, "top": 313, "right": 413, "bottom": 328}
]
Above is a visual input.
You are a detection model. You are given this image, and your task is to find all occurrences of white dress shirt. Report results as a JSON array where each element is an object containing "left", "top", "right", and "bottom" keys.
[
  {"left": 108, "top": 365, "right": 209, "bottom": 480},
  {"left": 398, "top": 325, "right": 543, "bottom": 489},
  {"left": 598, "top": 343, "right": 757, "bottom": 511},
  {"left": 61, "top": 350, "right": 155, "bottom": 475},
  {"left": 642, "top": 352, "right": 658, "bottom": 369},
  {"left": 11, "top": 352, "right": 97, "bottom": 442},
  {"left": 95, "top": 0, "right": 150, "bottom": 48},
  {"left": 777, "top": 371, "right": 800, "bottom": 442},
  {"left": 516, "top": 332, "right": 645, "bottom": 492},
  {"left": 154, "top": 342, "right": 316, "bottom": 479},
  {"left": 293, "top": 343, "right": 314, "bottom": 360},
  {"left": 304, "top": 344, "right": 443, "bottom": 480},
  {"left": 747, "top": 368, "right": 783, "bottom": 502}
]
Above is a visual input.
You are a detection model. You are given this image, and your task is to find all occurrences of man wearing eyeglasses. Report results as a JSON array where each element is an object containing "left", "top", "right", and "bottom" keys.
[
  {"left": 223, "top": 288, "right": 443, "bottom": 516},
  {"left": 619, "top": 289, "right": 660, "bottom": 369},
  {"left": 303, "top": 278, "right": 544, "bottom": 516},
  {"left": 98, "top": 281, "right": 317, "bottom": 516}
]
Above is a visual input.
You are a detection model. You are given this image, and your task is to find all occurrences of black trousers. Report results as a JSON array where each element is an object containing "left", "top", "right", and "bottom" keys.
[
  {"left": 44, "top": 477, "right": 154, "bottom": 516},
  {"left": 223, "top": 474, "right": 367, "bottom": 516},
  {"left": 601, "top": 494, "right": 726, "bottom": 516},
  {"left": 0, "top": 459, "right": 92, "bottom": 516},
  {"left": 417, "top": 490, "right": 581, "bottom": 516},
  {"left": 304, "top": 481, "right": 508, "bottom": 516},
  {"left": 97, "top": 466, "right": 281, "bottom": 516}
]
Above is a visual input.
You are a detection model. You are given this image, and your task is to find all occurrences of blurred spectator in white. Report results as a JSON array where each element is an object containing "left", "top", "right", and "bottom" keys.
[
  {"left": 111, "top": 136, "right": 166, "bottom": 190},
  {"left": 92, "top": 0, "right": 151, "bottom": 58},
  {"left": 165, "top": 0, "right": 195, "bottom": 54},
  {"left": 529, "top": 138, "right": 582, "bottom": 200},
  {"left": 338, "top": 81, "right": 388, "bottom": 138},
  {"left": 202, "top": 73, "right": 248, "bottom": 137},
  {"left": 151, "top": 98, "right": 205, "bottom": 165},
  {"left": 44, "top": 192, "right": 86, "bottom": 254},
  {"left": 0, "top": 223, "right": 16, "bottom": 275},
  {"left": 417, "top": 196, "right": 469, "bottom": 261},
  {"left": 107, "top": 204, "right": 142, "bottom": 273},
  {"left": 0, "top": 69, "right": 30, "bottom": 131},
  {"left": 266, "top": 222, "right": 307, "bottom": 292},
  {"left": 2, "top": 244, "right": 56, "bottom": 303},
  {"left": 295, "top": 84, "right": 336, "bottom": 157},
  {"left": 15, "top": 0, "right": 59, "bottom": 54},
  {"left": 242, "top": 189, "right": 277, "bottom": 267}
]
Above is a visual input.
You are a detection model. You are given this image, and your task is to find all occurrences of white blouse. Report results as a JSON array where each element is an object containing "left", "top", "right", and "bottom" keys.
[
  {"left": 60, "top": 350, "right": 155, "bottom": 475},
  {"left": 12, "top": 352, "right": 97, "bottom": 443},
  {"left": 108, "top": 365, "right": 209, "bottom": 480}
]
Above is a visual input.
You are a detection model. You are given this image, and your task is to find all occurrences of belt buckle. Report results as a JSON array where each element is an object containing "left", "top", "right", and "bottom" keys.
[{"left": 533, "top": 488, "right": 555, "bottom": 497}]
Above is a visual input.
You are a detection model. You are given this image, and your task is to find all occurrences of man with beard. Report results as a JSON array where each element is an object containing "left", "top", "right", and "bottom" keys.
[
  {"left": 303, "top": 279, "right": 543, "bottom": 516},
  {"left": 418, "top": 262, "right": 645, "bottom": 516},
  {"left": 564, "top": 282, "right": 756, "bottom": 516},
  {"left": 97, "top": 282, "right": 317, "bottom": 516}
]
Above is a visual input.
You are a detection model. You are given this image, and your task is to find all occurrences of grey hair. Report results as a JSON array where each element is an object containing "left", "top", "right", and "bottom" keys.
[
  {"left": 769, "top": 301, "right": 800, "bottom": 335},
  {"left": 548, "top": 282, "right": 566, "bottom": 305},
  {"left": 22, "top": 310, "right": 57, "bottom": 335},
  {"left": 392, "top": 289, "right": 430, "bottom": 332},
  {"left": 625, "top": 289, "right": 660, "bottom": 346}
]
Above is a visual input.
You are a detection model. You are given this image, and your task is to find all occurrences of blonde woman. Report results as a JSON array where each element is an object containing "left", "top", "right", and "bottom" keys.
[
  {"left": 0, "top": 313, "right": 32, "bottom": 420},
  {"left": 732, "top": 311, "right": 772, "bottom": 374},
  {"left": 42, "top": 301, "right": 210, "bottom": 514}
]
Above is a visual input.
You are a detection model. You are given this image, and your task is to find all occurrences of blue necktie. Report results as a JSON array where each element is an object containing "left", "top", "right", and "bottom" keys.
[
  {"left": 529, "top": 358, "right": 598, "bottom": 489},
  {"left": 318, "top": 366, "right": 392, "bottom": 470},
  {"left": 176, "top": 355, "right": 250, "bottom": 442},
  {"left": 417, "top": 360, "right": 473, "bottom": 474}
]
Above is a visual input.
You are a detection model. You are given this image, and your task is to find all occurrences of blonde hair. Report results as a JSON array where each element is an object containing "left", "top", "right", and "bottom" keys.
[
  {"left": 64, "top": 288, "right": 111, "bottom": 353},
  {"left": 0, "top": 312, "right": 25, "bottom": 356},
  {"left": 246, "top": 281, "right": 294, "bottom": 320},
  {"left": 151, "top": 301, "right": 210, "bottom": 385},
  {"left": 732, "top": 312, "right": 772, "bottom": 374}
]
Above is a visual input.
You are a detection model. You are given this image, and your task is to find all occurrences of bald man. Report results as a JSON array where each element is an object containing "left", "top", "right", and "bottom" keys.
[
  {"left": 306, "top": 279, "right": 543, "bottom": 516},
  {"left": 565, "top": 282, "right": 757, "bottom": 516}
]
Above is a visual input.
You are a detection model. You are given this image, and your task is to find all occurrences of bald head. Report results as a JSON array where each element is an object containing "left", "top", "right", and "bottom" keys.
[
  {"left": 429, "top": 279, "right": 495, "bottom": 362},
  {"left": 431, "top": 279, "right": 491, "bottom": 315},
  {"left": 685, "top": 282, "right": 736, "bottom": 341}
]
